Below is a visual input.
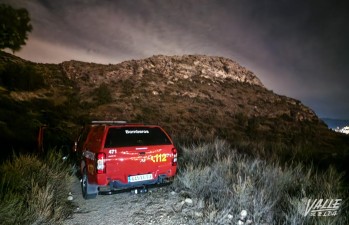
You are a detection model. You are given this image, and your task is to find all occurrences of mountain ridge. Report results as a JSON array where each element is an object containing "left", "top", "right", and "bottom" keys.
[
  {"left": 59, "top": 54, "right": 319, "bottom": 123},
  {"left": 63, "top": 54, "right": 264, "bottom": 87},
  {"left": 0, "top": 51, "right": 348, "bottom": 170}
]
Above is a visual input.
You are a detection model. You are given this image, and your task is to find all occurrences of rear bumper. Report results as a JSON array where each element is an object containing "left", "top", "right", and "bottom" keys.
[{"left": 98, "top": 174, "right": 173, "bottom": 193}]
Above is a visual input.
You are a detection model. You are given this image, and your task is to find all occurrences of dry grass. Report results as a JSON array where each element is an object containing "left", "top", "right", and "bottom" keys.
[
  {"left": 0, "top": 150, "right": 75, "bottom": 225},
  {"left": 173, "top": 139, "right": 348, "bottom": 224}
]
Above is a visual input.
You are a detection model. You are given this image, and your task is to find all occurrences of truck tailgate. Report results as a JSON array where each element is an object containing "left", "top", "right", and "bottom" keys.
[{"left": 105, "top": 145, "right": 174, "bottom": 183}]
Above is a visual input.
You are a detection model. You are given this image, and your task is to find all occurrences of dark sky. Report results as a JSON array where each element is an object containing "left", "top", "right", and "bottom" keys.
[{"left": 2, "top": 0, "right": 349, "bottom": 119}]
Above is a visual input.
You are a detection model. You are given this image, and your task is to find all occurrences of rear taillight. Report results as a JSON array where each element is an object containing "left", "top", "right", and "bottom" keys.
[
  {"left": 172, "top": 148, "right": 177, "bottom": 166},
  {"left": 96, "top": 153, "right": 106, "bottom": 174}
]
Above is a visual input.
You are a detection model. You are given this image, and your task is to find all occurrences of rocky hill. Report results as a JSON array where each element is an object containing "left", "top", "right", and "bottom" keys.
[
  {"left": 61, "top": 55, "right": 316, "bottom": 121},
  {"left": 0, "top": 51, "right": 348, "bottom": 169}
]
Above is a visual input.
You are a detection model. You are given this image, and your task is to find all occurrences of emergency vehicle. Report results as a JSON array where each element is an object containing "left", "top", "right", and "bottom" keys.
[{"left": 74, "top": 121, "right": 177, "bottom": 199}]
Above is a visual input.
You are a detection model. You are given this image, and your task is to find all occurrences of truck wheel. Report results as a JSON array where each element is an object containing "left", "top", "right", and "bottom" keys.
[{"left": 81, "top": 167, "right": 98, "bottom": 199}]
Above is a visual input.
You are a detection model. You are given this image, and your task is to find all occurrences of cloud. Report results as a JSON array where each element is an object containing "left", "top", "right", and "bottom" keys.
[
  {"left": 3, "top": 0, "right": 349, "bottom": 119},
  {"left": 12, "top": 35, "right": 118, "bottom": 64}
]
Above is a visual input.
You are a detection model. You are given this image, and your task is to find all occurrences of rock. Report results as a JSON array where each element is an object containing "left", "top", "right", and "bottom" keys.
[
  {"left": 237, "top": 220, "right": 244, "bottom": 225},
  {"left": 170, "top": 191, "right": 176, "bottom": 195},
  {"left": 240, "top": 210, "right": 247, "bottom": 219},
  {"left": 197, "top": 199, "right": 205, "bottom": 209},
  {"left": 184, "top": 198, "right": 193, "bottom": 205},
  {"left": 67, "top": 192, "right": 73, "bottom": 201}
]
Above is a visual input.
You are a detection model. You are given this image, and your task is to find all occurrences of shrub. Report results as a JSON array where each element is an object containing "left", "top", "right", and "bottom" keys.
[
  {"left": 173, "top": 139, "right": 348, "bottom": 224},
  {"left": 92, "top": 83, "right": 113, "bottom": 105},
  {"left": 0, "top": 149, "right": 75, "bottom": 224},
  {"left": 0, "top": 63, "right": 45, "bottom": 91}
]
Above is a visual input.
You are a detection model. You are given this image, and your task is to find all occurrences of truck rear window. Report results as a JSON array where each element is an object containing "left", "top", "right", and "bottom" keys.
[{"left": 104, "top": 127, "right": 172, "bottom": 148}]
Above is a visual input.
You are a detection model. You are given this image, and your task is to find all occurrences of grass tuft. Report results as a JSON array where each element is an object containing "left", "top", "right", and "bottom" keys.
[{"left": 0, "top": 149, "right": 75, "bottom": 225}]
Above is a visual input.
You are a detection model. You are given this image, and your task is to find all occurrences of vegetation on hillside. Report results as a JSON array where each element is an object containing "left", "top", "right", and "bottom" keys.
[
  {"left": 0, "top": 52, "right": 88, "bottom": 159},
  {"left": 0, "top": 62, "right": 45, "bottom": 91}
]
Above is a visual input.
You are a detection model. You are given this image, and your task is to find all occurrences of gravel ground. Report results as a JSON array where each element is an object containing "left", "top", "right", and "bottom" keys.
[{"left": 63, "top": 177, "right": 202, "bottom": 225}]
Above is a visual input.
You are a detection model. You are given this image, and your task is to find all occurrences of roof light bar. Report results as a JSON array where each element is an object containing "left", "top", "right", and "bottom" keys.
[{"left": 91, "top": 121, "right": 128, "bottom": 124}]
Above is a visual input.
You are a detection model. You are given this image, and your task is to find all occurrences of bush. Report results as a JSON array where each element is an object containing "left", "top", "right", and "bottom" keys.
[
  {"left": 92, "top": 83, "right": 113, "bottom": 105},
  {"left": 173, "top": 139, "right": 348, "bottom": 224},
  {"left": 0, "top": 149, "right": 75, "bottom": 224},
  {"left": 0, "top": 63, "right": 45, "bottom": 91}
]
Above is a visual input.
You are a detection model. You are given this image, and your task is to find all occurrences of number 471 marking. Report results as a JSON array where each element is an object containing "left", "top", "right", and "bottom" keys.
[
  {"left": 150, "top": 154, "right": 167, "bottom": 163},
  {"left": 109, "top": 149, "right": 117, "bottom": 154}
]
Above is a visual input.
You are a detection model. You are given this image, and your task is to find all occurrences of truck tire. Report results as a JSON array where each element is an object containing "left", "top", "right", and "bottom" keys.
[{"left": 81, "top": 167, "right": 98, "bottom": 199}]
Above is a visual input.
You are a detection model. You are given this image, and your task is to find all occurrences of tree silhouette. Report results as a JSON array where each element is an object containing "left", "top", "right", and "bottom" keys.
[{"left": 0, "top": 4, "right": 32, "bottom": 52}]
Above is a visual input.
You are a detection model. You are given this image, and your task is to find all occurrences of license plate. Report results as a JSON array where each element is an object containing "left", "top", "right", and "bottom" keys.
[{"left": 128, "top": 174, "right": 153, "bottom": 183}]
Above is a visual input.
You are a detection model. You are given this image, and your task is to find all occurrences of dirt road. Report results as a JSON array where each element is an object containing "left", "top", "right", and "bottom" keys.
[{"left": 64, "top": 177, "right": 201, "bottom": 225}]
